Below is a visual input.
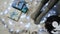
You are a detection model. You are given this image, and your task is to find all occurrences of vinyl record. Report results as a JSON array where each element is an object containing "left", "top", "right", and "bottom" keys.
[{"left": 45, "top": 15, "right": 60, "bottom": 34}]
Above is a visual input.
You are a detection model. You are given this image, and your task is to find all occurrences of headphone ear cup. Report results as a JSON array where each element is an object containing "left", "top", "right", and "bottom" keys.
[{"left": 45, "top": 15, "right": 60, "bottom": 34}]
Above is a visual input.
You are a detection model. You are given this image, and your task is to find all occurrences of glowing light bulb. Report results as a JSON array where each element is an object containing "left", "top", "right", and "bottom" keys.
[
  {"left": 25, "top": 23, "right": 30, "bottom": 28},
  {"left": 20, "top": 22, "right": 23, "bottom": 24},
  {"left": 4, "top": 2, "right": 7, "bottom": 5},
  {"left": 40, "top": 20, "right": 45, "bottom": 24},
  {"left": 0, "top": 12, "right": 4, "bottom": 15},
  {"left": 45, "top": 3, "right": 48, "bottom": 6},
  {"left": 4, "top": 24, "right": 7, "bottom": 28},
  {"left": 4, "top": 10, "right": 8, "bottom": 14},
  {"left": 16, "top": 29, "right": 20, "bottom": 33},
  {"left": 34, "top": 1, "right": 37, "bottom": 5},
  {"left": 47, "top": 14, "right": 51, "bottom": 17},
  {"left": 2, "top": 18, "right": 5, "bottom": 21},
  {"left": 54, "top": 5, "right": 56, "bottom": 7},
  {"left": 20, "top": 14, "right": 26, "bottom": 18},
  {"left": 26, "top": 16, "right": 30, "bottom": 20},
  {"left": 8, "top": 7, "right": 11, "bottom": 10},
  {"left": 9, "top": 20, "right": 13, "bottom": 25},
  {"left": 26, "top": 4, "right": 29, "bottom": 8},
  {"left": 38, "top": 25, "right": 41, "bottom": 28},
  {"left": 9, "top": 28, "right": 14, "bottom": 32}
]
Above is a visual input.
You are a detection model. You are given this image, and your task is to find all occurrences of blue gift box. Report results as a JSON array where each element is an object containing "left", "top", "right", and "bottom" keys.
[
  {"left": 22, "top": 5, "right": 28, "bottom": 13},
  {"left": 12, "top": 0, "right": 28, "bottom": 13},
  {"left": 12, "top": 0, "right": 25, "bottom": 10}
]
